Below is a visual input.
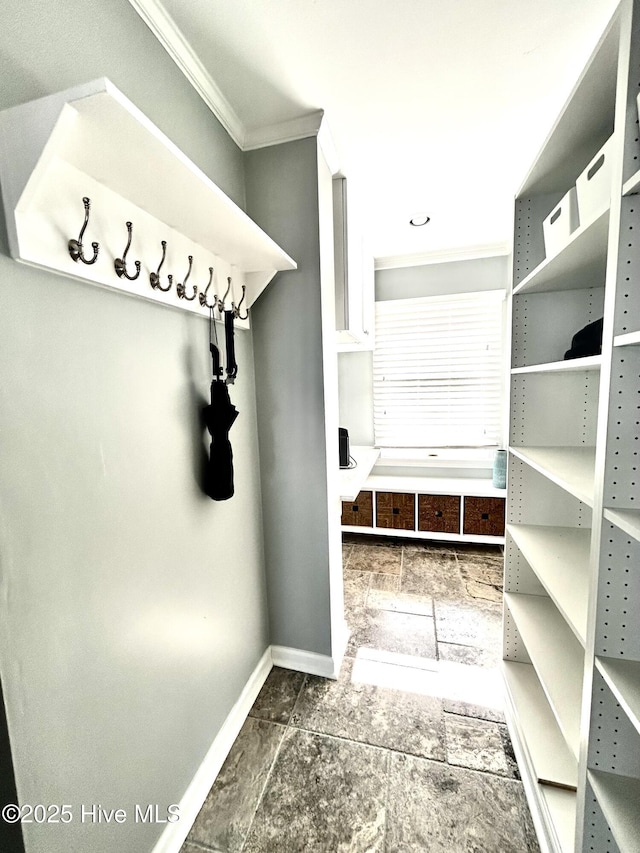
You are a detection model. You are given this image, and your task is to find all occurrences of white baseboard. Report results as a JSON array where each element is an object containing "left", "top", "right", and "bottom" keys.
[
  {"left": 271, "top": 636, "right": 345, "bottom": 679},
  {"left": 151, "top": 646, "right": 273, "bottom": 853}
]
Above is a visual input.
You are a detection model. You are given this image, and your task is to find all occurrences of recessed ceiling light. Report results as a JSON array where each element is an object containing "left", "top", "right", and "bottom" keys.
[{"left": 409, "top": 213, "right": 431, "bottom": 227}]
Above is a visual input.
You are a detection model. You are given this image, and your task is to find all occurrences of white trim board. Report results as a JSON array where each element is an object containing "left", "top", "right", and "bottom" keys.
[
  {"left": 374, "top": 242, "right": 511, "bottom": 270},
  {"left": 127, "top": 0, "right": 244, "bottom": 146},
  {"left": 126, "top": 0, "right": 339, "bottom": 173},
  {"left": 271, "top": 644, "right": 343, "bottom": 679},
  {"left": 151, "top": 647, "right": 273, "bottom": 853}
]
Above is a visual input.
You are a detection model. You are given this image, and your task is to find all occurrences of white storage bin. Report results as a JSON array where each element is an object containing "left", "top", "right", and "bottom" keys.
[
  {"left": 576, "top": 135, "right": 614, "bottom": 225},
  {"left": 542, "top": 187, "right": 579, "bottom": 258}
]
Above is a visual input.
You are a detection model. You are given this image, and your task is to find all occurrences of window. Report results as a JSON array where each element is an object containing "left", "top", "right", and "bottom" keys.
[{"left": 373, "top": 290, "right": 505, "bottom": 449}]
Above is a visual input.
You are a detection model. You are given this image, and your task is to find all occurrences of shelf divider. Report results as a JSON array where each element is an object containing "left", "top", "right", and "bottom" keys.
[
  {"left": 595, "top": 657, "right": 640, "bottom": 738},
  {"left": 507, "top": 524, "right": 591, "bottom": 643},
  {"left": 603, "top": 508, "right": 640, "bottom": 542},
  {"left": 505, "top": 593, "right": 583, "bottom": 758},
  {"left": 589, "top": 770, "right": 640, "bottom": 852},
  {"left": 503, "top": 660, "right": 578, "bottom": 789},
  {"left": 511, "top": 356, "right": 601, "bottom": 375},
  {"left": 509, "top": 446, "right": 595, "bottom": 506},
  {"left": 613, "top": 331, "right": 640, "bottom": 348},
  {"left": 513, "top": 208, "right": 609, "bottom": 296}
]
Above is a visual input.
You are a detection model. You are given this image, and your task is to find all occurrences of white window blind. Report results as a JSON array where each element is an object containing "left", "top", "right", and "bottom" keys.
[{"left": 373, "top": 290, "right": 505, "bottom": 448}]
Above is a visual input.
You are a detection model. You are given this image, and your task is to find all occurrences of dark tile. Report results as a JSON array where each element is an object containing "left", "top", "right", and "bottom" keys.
[
  {"left": 346, "top": 607, "right": 437, "bottom": 661},
  {"left": 386, "top": 752, "right": 539, "bottom": 852},
  {"left": 179, "top": 842, "right": 209, "bottom": 853},
  {"left": 442, "top": 699, "right": 505, "bottom": 724},
  {"left": 242, "top": 728, "right": 388, "bottom": 853},
  {"left": 457, "top": 552, "right": 504, "bottom": 602},
  {"left": 370, "top": 572, "right": 400, "bottom": 591},
  {"left": 438, "top": 641, "right": 500, "bottom": 670},
  {"left": 401, "top": 549, "right": 465, "bottom": 599},
  {"left": 500, "top": 724, "right": 521, "bottom": 781},
  {"left": 343, "top": 570, "right": 371, "bottom": 607},
  {"left": 366, "top": 588, "right": 433, "bottom": 616},
  {"left": 347, "top": 541, "right": 402, "bottom": 574},
  {"left": 290, "top": 656, "right": 445, "bottom": 760},
  {"left": 187, "top": 717, "right": 284, "bottom": 853},
  {"left": 444, "top": 714, "right": 511, "bottom": 776},
  {"left": 434, "top": 599, "right": 502, "bottom": 652},
  {"left": 402, "top": 542, "right": 456, "bottom": 552},
  {"left": 455, "top": 544, "right": 503, "bottom": 559},
  {"left": 249, "top": 666, "right": 306, "bottom": 724}
]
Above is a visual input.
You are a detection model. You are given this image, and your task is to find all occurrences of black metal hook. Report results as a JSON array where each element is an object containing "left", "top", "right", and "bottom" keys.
[
  {"left": 234, "top": 285, "right": 249, "bottom": 320},
  {"left": 114, "top": 221, "right": 141, "bottom": 280},
  {"left": 176, "top": 255, "right": 197, "bottom": 300},
  {"left": 150, "top": 240, "right": 172, "bottom": 292},
  {"left": 68, "top": 196, "right": 99, "bottom": 265},
  {"left": 199, "top": 267, "right": 216, "bottom": 308},
  {"left": 217, "top": 277, "right": 232, "bottom": 313}
]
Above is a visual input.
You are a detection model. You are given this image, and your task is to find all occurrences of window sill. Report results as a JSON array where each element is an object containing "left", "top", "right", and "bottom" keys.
[{"left": 375, "top": 448, "right": 496, "bottom": 470}]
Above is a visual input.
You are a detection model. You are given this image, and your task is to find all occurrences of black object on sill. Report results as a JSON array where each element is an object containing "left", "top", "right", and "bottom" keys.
[
  {"left": 339, "top": 427, "right": 350, "bottom": 468},
  {"left": 564, "top": 317, "right": 603, "bottom": 360}
]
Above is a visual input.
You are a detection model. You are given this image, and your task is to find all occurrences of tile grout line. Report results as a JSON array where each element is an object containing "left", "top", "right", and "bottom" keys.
[
  {"left": 381, "top": 745, "right": 392, "bottom": 851},
  {"left": 237, "top": 708, "right": 297, "bottom": 853}
]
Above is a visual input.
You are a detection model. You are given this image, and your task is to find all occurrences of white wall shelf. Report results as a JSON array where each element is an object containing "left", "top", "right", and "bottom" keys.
[
  {"left": 505, "top": 3, "right": 640, "bottom": 849},
  {"left": 505, "top": 593, "right": 583, "bottom": 759},
  {"left": 0, "top": 78, "right": 297, "bottom": 325},
  {"left": 509, "top": 446, "right": 596, "bottom": 507},
  {"left": 339, "top": 446, "right": 380, "bottom": 502},
  {"left": 513, "top": 208, "right": 609, "bottom": 296},
  {"left": 511, "top": 356, "right": 602, "bottom": 375},
  {"left": 603, "top": 508, "right": 640, "bottom": 542},
  {"left": 503, "top": 660, "right": 578, "bottom": 789},
  {"left": 507, "top": 524, "right": 590, "bottom": 643},
  {"left": 613, "top": 330, "right": 640, "bottom": 347},
  {"left": 364, "top": 474, "right": 505, "bottom": 497},
  {"left": 541, "top": 787, "right": 578, "bottom": 853},
  {"left": 595, "top": 657, "right": 640, "bottom": 738},
  {"left": 588, "top": 770, "right": 640, "bottom": 852},
  {"left": 622, "top": 168, "right": 640, "bottom": 195}
]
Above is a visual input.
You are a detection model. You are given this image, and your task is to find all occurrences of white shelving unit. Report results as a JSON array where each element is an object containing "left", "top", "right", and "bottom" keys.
[
  {"left": 0, "top": 78, "right": 297, "bottom": 326},
  {"left": 504, "top": 2, "right": 640, "bottom": 850}
]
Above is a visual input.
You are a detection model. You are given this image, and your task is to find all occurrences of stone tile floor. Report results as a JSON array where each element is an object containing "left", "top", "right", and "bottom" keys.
[{"left": 180, "top": 536, "right": 541, "bottom": 852}]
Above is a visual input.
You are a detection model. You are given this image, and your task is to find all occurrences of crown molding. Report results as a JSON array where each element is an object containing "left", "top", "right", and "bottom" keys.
[
  {"left": 374, "top": 241, "right": 512, "bottom": 270},
  {"left": 127, "top": 0, "right": 246, "bottom": 147},
  {"left": 128, "top": 0, "right": 341, "bottom": 171},
  {"left": 243, "top": 111, "right": 324, "bottom": 150}
]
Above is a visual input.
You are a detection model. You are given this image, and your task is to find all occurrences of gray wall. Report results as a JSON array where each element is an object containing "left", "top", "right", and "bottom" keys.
[
  {"left": 245, "top": 138, "right": 335, "bottom": 657},
  {"left": 0, "top": 2, "right": 269, "bottom": 852},
  {"left": 375, "top": 255, "right": 509, "bottom": 301},
  {"left": 338, "top": 352, "right": 375, "bottom": 446}
]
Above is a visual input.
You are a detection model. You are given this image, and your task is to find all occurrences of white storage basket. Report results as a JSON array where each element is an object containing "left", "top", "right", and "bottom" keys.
[
  {"left": 542, "top": 187, "right": 579, "bottom": 258},
  {"left": 576, "top": 136, "right": 614, "bottom": 225}
]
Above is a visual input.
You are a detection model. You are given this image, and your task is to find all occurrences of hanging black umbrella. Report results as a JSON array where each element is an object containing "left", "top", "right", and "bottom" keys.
[{"left": 204, "top": 309, "right": 239, "bottom": 501}]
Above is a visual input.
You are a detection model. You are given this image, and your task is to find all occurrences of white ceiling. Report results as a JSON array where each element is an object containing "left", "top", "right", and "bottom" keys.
[{"left": 142, "top": 0, "right": 619, "bottom": 264}]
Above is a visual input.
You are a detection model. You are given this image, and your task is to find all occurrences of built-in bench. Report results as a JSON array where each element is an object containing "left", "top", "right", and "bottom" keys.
[{"left": 341, "top": 473, "right": 506, "bottom": 544}]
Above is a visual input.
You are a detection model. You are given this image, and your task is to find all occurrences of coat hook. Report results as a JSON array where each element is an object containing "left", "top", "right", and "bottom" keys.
[
  {"left": 176, "top": 255, "right": 197, "bottom": 300},
  {"left": 150, "top": 240, "right": 172, "bottom": 292},
  {"left": 234, "top": 285, "right": 249, "bottom": 320},
  {"left": 199, "top": 267, "right": 216, "bottom": 308},
  {"left": 114, "top": 221, "right": 141, "bottom": 280},
  {"left": 68, "top": 196, "right": 99, "bottom": 265},
  {"left": 217, "top": 276, "right": 232, "bottom": 312}
]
